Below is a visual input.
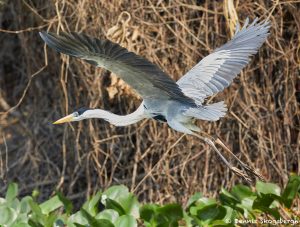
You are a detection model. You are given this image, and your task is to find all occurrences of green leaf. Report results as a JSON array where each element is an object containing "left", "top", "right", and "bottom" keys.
[
  {"left": 0, "top": 206, "right": 17, "bottom": 225},
  {"left": 195, "top": 204, "right": 226, "bottom": 223},
  {"left": 140, "top": 204, "right": 183, "bottom": 226},
  {"left": 210, "top": 219, "right": 232, "bottom": 226},
  {"left": 73, "top": 224, "right": 87, "bottom": 227},
  {"left": 183, "top": 211, "right": 194, "bottom": 227},
  {"left": 231, "top": 185, "right": 254, "bottom": 201},
  {"left": 80, "top": 208, "right": 99, "bottom": 225},
  {"left": 222, "top": 206, "right": 237, "bottom": 226},
  {"left": 253, "top": 194, "right": 281, "bottom": 219},
  {"left": 115, "top": 215, "right": 137, "bottom": 227},
  {"left": 13, "top": 213, "right": 30, "bottom": 224},
  {"left": 11, "top": 222, "right": 31, "bottom": 227},
  {"left": 196, "top": 197, "right": 217, "bottom": 208},
  {"left": 44, "top": 213, "right": 57, "bottom": 227},
  {"left": 1, "top": 178, "right": 300, "bottom": 227},
  {"left": 106, "top": 198, "right": 126, "bottom": 216},
  {"left": 219, "top": 188, "right": 240, "bottom": 206},
  {"left": 118, "top": 194, "right": 140, "bottom": 218},
  {"left": 0, "top": 197, "right": 6, "bottom": 204},
  {"left": 40, "top": 195, "right": 64, "bottom": 215},
  {"left": 80, "top": 208, "right": 114, "bottom": 227},
  {"left": 190, "top": 197, "right": 217, "bottom": 216},
  {"left": 5, "top": 183, "right": 18, "bottom": 203},
  {"left": 20, "top": 196, "right": 33, "bottom": 214},
  {"left": 103, "top": 185, "right": 129, "bottom": 201},
  {"left": 28, "top": 199, "right": 46, "bottom": 225},
  {"left": 140, "top": 204, "right": 158, "bottom": 223},
  {"left": 189, "top": 206, "right": 198, "bottom": 216},
  {"left": 57, "top": 191, "right": 73, "bottom": 214},
  {"left": 66, "top": 222, "right": 77, "bottom": 227},
  {"left": 32, "top": 190, "right": 40, "bottom": 200},
  {"left": 256, "top": 181, "right": 281, "bottom": 196},
  {"left": 156, "top": 204, "right": 183, "bottom": 224},
  {"left": 96, "top": 209, "right": 119, "bottom": 223},
  {"left": 186, "top": 192, "right": 202, "bottom": 207},
  {"left": 68, "top": 210, "right": 88, "bottom": 226},
  {"left": 84, "top": 191, "right": 102, "bottom": 216},
  {"left": 235, "top": 196, "right": 257, "bottom": 219},
  {"left": 28, "top": 219, "right": 44, "bottom": 227},
  {"left": 281, "top": 174, "right": 300, "bottom": 208},
  {"left": 102, "top": 185, "right": 139, "bottom": 217},
  {"left": 10, "top": 197, "right": 21, "bottom": 213},
  {"left": 240, "top": 197, "right": 256, "bottom": 211}
]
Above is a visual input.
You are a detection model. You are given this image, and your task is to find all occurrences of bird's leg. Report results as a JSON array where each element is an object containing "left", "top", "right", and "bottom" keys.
[
  {"left": 194, "top": 130, "right": 265, "bottom": 181},
  {"left": 192, "top": 133, "right": 252, "bottom": 182},
  {"left": 214, "top": 138, "right": 265, "bottom": 181}
]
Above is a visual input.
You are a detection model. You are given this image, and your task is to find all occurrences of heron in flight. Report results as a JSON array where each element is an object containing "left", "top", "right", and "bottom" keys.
[{"left": 40, "top": 18, "right": 270, "bottom": 181}]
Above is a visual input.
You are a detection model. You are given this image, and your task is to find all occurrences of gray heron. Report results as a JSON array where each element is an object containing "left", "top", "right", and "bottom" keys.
[{"left": 40, "top": 18, "right": 270, "bottom": 181}]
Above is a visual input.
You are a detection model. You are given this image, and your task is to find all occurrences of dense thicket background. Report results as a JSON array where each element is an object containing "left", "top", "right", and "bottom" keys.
[{"left": 0, "top": 0, "right": 299, "bottom": 207}]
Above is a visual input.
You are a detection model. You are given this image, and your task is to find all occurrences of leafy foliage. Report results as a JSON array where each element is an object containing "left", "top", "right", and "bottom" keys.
[{"left": 0, "top": 175, "right": 299, "bottom": 227}]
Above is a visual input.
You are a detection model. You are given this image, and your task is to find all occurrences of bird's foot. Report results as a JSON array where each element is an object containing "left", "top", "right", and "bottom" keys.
[
  {"left": 192, "top": 132, "right": 264, "bottom": 183},
  {"left": 230, "top": 167, "right": 252, "bottom": 183},
  {"left": 214, "top": 138, "right": 265, "bottom": 182},
  {"left": 242, "top": 165, "right": 266, "bottom": 182}
]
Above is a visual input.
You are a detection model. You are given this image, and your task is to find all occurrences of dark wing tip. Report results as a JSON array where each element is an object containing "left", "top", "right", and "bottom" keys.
[
  {"left": 39, "top": 31, "right": 61, "bottom": 52},
  {"left": 39, "top": 31, "right": 87, "bottom": 58},
  {"left": 39, "top": 31, "right": 55, "bottom": 45},
  {"left": 39, "top": 31, "right": 50, "bottom": 46},
  {"left": 39, "top": 31, "right": 47, "bottom": 40}
]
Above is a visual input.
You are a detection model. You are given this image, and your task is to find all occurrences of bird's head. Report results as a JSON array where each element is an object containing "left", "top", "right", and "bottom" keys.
[{"left": 53, "top": 107, "right": 92, "bottom": 124}]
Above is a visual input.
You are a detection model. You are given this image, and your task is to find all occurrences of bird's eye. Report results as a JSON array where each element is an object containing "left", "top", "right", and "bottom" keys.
[{"left": 74, "top": 112, "right": 79, "bottom": 117}]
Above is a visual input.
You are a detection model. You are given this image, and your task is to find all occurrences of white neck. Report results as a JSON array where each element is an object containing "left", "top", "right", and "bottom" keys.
[{"left": 83, "top": 104, "right": 146, "bottom": 126}]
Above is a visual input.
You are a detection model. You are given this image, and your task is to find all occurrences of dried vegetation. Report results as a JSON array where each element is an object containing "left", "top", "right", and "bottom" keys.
[{"left": 0, "top": 0, "right": 299, "bottom": 206}]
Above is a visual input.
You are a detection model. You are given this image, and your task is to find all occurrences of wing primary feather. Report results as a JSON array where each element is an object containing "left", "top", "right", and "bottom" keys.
[
  {"left": 40, "top": 31, "right": 195, "bottom": 105},
  {"left": 177, "top": 18, "right": 270, "bottom": 104}
]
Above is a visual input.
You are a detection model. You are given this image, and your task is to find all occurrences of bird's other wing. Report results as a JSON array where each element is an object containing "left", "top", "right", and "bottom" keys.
[
  {"left": 40, "top": 32, "right": 194, "bottom": 105},
  {"left": 177, "top": 18, "right": 270, "bottom": 104}
]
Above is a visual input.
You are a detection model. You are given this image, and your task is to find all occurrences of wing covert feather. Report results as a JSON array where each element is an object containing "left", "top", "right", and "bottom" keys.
[
  {"left": 177, "top": 18, "right": 270, "bottom": 104},
  {"left": 40, "top": 31, "right": 195, "bottom": 105}
]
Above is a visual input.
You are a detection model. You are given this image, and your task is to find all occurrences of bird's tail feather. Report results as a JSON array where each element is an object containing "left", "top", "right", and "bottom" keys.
[{"left": 185, "top": 101, "right": 227, "bottom": 121}]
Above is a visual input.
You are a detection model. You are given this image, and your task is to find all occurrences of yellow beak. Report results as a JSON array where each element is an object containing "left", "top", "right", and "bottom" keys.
[{"left": 53, "top": 114, "right": 74, "bottom": 124}]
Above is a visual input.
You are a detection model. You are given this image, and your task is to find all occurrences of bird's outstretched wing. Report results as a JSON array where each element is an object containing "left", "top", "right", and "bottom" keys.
[
  {"left": 177, "top": 18, "right": 270, "bottom": 104},
  {"left": 40, "top": 32, "right": 194, "bottom": 104}
]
